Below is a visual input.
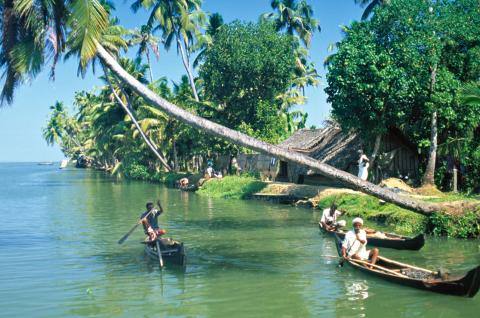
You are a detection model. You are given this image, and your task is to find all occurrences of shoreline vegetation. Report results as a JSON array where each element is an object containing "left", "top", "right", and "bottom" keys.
[{"left": 118, "top": 164, "right": 479, "bottom": 239}]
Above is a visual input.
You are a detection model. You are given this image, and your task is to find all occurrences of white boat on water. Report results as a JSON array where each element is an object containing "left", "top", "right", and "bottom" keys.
[
  {"left": 38, "top": 161, "right": 54, "bottom": 166},
  {"left": 59, "top": 160, "right": 68, "bottom": 169}
]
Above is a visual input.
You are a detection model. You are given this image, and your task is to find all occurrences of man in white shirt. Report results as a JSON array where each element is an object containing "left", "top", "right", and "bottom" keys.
[
  {"left": 320, "top": 203, "right": 345, "bottom": 231},
  {"left": 357, "top": 150, "right": 370, "bottom": 181},
  {"left": 341, "top": 218, "right": 379, "bottom": 267}
]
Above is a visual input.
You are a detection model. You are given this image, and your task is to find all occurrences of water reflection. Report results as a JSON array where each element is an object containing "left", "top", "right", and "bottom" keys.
[{"left": 345, "top": 281, "right": 369, "bottom": 302}]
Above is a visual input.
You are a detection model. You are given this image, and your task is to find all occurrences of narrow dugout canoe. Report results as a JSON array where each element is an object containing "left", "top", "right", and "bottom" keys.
[
  {"left": 142, "top": 237, "right": 186, "bottom": 266},
  {"left": 334, "top": 234, "right": 480, "bottom": 297},
  {"left": 179, "top": 184, "right": 198, "bottom": 192},
  {"left": 319, "top": 222, "right": 425, "bottom": 250}
]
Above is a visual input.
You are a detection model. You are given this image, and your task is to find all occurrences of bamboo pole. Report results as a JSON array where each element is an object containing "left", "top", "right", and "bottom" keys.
[
  {"left": 377, "top": 256, "right": 435, "bottom": 274},
  {"left": 349, "top": 258, "right": 410, "bottom": 278}
]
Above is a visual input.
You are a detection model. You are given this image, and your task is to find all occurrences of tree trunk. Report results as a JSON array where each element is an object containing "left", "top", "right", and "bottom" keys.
[
  {"left": 452, "top": 165, "right": 458, "bottom": 193},
  {"left": 97, "top": 43, "right": 444, "bottom": 216},
  {"left": 370, "top": 133, "right": 382, "bottom": 167},
  {"left": 176, "top": 36, "right": 200, "bottom": 102},
  {"left": 422, "top": 64, "right": 438, "bottom": 186},
  {"left": 172, "top": 137, "right": 178, "bottom": 172},
  {"left": 146, "top": 49, "right": 154, "bottom": 83},
  {"left": 102, "top": 64, "right": 172, "bottom": 172}
]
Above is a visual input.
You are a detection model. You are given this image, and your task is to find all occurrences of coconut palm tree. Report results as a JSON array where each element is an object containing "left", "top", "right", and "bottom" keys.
[
  {"left": 354, "top": 0, "right": 390, "bottom": 20},
  {"left": 100, "top": 57, "right": 172, "bottom": 171},
  {"left": 128, "top": 24, "right": 162, "bottom": 83},
  {"left": 262, "top": 1, "right": 320, "bottom": 102},
  {"left": 193, "top": 12, "right": 224, "bottom": 68},
  {"left": 262, "top": 0, "right": 321, "bottom": 48},
  {"left": 0, "top": 0, "right": 447, "bottom": 215},
  {"left": 131, "top": 0, "right": 206, "bottom": 101}
]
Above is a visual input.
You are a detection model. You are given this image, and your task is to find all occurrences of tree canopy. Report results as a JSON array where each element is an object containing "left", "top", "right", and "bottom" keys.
[
  {"left": 326, "top": 0, "right": 480, "bottom": 190},
  {"left": 200, "top": 21, "right": 297, "bottom": 144}
]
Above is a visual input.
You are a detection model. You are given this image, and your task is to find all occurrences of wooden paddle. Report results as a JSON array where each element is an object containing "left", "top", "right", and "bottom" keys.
[
  {"left": 155, "top": 200, "right": 164, "bottom": 268},
  {"left": 156, "top": 239, "right": 164, "bottom": 268},
  {"left": 117, "top": 205, "right": 155, "bottom": 244}
]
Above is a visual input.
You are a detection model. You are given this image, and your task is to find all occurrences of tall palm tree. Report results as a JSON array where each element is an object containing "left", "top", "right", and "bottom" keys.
[
  {"left": 43, "top": 101, "right": 86, "bottom": 158},
  {"left": 128, "top": 24, "right": 162, "bottom": 83},
  {"left": 0, "top": 0, "right": 446, "bottom": 215},
  {"left": 193, "top": 12, "right": 224, "bottom": 68},
  {"left": 131, "top": 0, "right": 206, "bottom": 101},
  {"left": 100, "top": 57, "right": 172, "bottom": 171},
  {"left": 262, "top": 1, "right": 320, "bottom": 102},
  {"left": 262, "top": 0, "right": 321, "bottom": 48},
  {"left": 354, "top": 0, "right": 390, "bottom": 20}
]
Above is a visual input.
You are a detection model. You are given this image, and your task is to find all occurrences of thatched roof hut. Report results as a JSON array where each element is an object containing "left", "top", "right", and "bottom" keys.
[{"left": 277, "top": 124, "right": 419, "bottom": 186}]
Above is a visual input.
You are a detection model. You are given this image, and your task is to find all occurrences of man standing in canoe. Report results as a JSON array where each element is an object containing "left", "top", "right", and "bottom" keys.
[
  {"left": 341, "top": 217, "right": 379, "bottom": 267},
  {"left": 139, "top": 202, "right": 166, "bottom": 241}
]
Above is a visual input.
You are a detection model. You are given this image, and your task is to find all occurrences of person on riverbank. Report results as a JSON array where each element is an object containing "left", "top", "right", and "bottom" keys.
[
  {"left": 341, "top": 217, "right": 379, "bottom": 268},
  {"left": 357, "top": 150, "right": 370, "bottom": 181},
  {"left": 178, "top": 177, "right": 189, "bottom": 188},
  {"left": 320, "top": 203, "right": 345, "bottom": 231},
  {"left": 205, "top": 160, "right": 215, "bottom": 178},
  {"left": 139, "top": 202, "right": 166, "bottom": 241}
]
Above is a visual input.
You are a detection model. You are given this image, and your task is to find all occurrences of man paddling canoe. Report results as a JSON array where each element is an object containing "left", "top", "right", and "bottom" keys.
[
  {"left": 139, "top": 202, "right": 166, "bottom": 241},
  {"left": 342, "top": 217, "right": 379, "bottom": 268}
]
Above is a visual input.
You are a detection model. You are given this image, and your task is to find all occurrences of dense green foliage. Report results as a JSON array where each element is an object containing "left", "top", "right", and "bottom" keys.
[
  {"left": 200, "top": 22, "right": 297, "bottom": 144},
  {"left": 428, "top": 212, "right": 480, "bottom": 239},
  {"left": 326, "top": 0, "right": 480, "bottom": 191}
]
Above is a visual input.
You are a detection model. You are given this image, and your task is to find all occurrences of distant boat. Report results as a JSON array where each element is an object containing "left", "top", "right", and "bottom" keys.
[
  {"left": 38, "top": 161, "right": 54, "bottom": 166},
  {"left": 59, "top": 160, "right": 68, "bottom": 169}
]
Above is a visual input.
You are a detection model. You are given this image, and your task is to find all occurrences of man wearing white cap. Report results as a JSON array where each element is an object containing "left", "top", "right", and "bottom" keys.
[{"left": 341, "top": 217, "right": 379, "bottom": 267}]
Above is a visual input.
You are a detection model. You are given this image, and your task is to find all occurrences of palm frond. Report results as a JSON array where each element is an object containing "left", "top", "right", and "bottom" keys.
[{"left": 68, "top": 0, "right": 108, "bottom": 69}]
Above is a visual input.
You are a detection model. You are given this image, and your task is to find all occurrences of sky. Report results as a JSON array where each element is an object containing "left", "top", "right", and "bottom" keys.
[{"left": 0, "top": 0, "right": 363, "bottom": 162}]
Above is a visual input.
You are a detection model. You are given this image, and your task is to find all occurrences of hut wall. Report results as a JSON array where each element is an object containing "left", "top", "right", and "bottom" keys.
[
  {"left": 381, "top": 132, "right": 419, "bottom": 179},
  {"left": 219, "top": 154, "right": 279, "bottom": 181}
]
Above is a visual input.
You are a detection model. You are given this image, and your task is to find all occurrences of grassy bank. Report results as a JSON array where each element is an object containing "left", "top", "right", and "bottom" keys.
[
  {"left": 122, "top": 163, "right": 193, "bottom": 187},
  {"left": 197, "top": 175, "right": 480, "bottom": 238},
  {"left": 197, "top": 176, "right": 267, "bottom": 199}
]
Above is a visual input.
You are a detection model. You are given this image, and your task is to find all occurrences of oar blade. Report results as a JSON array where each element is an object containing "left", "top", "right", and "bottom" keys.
[{"left": 118, "top": 223, "right": 139, "bottom": 244}]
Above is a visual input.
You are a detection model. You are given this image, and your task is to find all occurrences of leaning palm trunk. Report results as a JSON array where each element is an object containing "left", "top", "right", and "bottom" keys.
[
  {"left": 97, "top": 43, "right": 445, "bottom": 216},
  {"left": 102, "top": 64, "right": 172, "bottom": 172}
]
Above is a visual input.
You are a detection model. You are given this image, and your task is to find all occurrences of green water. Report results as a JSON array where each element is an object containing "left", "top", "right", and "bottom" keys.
[{"left": 0, "top": 163, "right": 479, "bottom": 317}]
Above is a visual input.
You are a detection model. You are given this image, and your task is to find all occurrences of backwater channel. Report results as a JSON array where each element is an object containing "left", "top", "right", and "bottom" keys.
[{"left": 0, "top": 163, "right": 479, "bottom": 317}]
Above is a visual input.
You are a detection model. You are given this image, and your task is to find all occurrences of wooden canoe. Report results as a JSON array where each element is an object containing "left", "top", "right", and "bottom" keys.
[
  {"left": 334, "top": 234, "right": 480, "bottom": 297},
  {"left": 319, "top": 222, "right": 425, "bottom": 250},
  {"left": 179, "top": 184, "right": 198, "bottom": 192},
  {"left": 143, "top": 237, "right": 186, "bottom": 266}
]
